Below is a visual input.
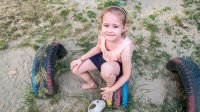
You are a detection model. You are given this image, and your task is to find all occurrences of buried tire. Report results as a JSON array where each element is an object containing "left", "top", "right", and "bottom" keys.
[
  {"left": 166, "top": 57, "right": 200, "bottom": 112},
  {"left": 32, "top": 42, "right": 67, "bottom": 98}
]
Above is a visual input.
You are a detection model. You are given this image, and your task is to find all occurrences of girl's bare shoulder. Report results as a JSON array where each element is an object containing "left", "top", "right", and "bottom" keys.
[{"left": 121, "top": 42, "right": 134, "bottom": 61}]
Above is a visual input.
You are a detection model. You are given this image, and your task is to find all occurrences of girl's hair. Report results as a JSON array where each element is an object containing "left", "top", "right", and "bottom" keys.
[{"left": 99, "top": 6, "right": 128, "bottom": 37}]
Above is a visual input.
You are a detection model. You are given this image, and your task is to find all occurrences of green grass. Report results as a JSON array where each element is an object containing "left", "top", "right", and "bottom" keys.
[
  {"left": 172, "top": 15, "right": 183, "bottom": 27},
  {"left": 97, "top": 0, "right": 127, "bottom": 10},
  {"left": 74, "top": 12, "right": 87, "bottom": 22},
  {"left": 60, "top": 9, "right": 69, "bottom": 20},
  {"left": 164, "top": 23, "right": 172, "bottom": 35},
  {"left": 161, "top": 75, "right": 186, "bottom": 112},
  {"left": 134, "top": 2, "right": 142, "bottom": 12},
  {"left": 191, "top": 44, "right": 200, "bottom": 66},
  {"left": 133, "top": 35, "right": 145, "bottom": 45},
  {"left": 76, "top": 33, "right": 97, "bottom": 53},
  {"left": 149, "top": 34, "right": 161, "bottom": 49},
  {"left": 132, "top": 33, "right": 171, "bottom": 78},
  {"left": 197, "top": 23, "right": 200, "bottom": 31},
  {"left": 183, "top": 0, "right": 200, "bottom": 30},
  {"left": 162, "top": 7, "right": 171, "bottom": 11},
  {"left": 87, "top": 10, "right": 96, "bottom": 18},
  {"left": 179, "top": 35, "right": 194, "bottom": 49},
  {"left": 18, "top": 86, "right": 39, "bottom": 112},
  {"left": 15, "top": 36, "right": 32, "bottom": 48},
  {"left": 143, "top": 16, "right": 159, "bottom": 33},
  {"left": 0, "top": 39, "right": 9, "bottom": 50}
]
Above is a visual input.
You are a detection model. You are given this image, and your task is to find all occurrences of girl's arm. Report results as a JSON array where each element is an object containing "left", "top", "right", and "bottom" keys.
[
  {"left": 70, "top": 36, "right": 101, "bottom": 69},
  {"left": 80, "top": 35, "right": 102, "bottom": 61},
  {"left": 111, "top": 44, "right": 134, "bottom": 92}
]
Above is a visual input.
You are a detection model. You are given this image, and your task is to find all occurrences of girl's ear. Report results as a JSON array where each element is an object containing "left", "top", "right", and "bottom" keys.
[{"left": 123, "top": 24, "right": 128, "bottom": 32}]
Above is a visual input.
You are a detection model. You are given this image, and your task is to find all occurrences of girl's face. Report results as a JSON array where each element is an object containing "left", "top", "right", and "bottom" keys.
[{"left": 101, "top": 12, "right": 126, "bottom": 42}]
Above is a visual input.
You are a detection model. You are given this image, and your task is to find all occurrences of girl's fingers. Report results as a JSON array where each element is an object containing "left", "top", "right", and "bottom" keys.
[
  {"left": 102, "top": 94, "right": 108, "bottom": 100},
  {"left": 100, "top": 89, "right": 107, "bottom": 95},
  {"left": 102, "top": 93, "right": 112, "bottom": 100},
  {"left": 108, "top": 94, "right": 112, "bottom": 100}
]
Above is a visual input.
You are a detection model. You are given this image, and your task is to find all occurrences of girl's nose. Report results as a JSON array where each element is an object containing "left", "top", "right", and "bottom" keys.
[{"left": 107, "top": 27, "right": 112, "bottom": 32}]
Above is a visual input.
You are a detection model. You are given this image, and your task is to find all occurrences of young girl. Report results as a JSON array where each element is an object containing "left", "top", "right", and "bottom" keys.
[{"left": 70, "top": 6, "right": 134, "bottom": 100}]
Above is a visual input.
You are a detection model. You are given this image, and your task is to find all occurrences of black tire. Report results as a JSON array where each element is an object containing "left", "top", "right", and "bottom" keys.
[
  {"left": 166, "top": 57, "right": 200, "bottom": 112},
  {"left": 32, "top": 42, "right": 67, "bottom": 97}
]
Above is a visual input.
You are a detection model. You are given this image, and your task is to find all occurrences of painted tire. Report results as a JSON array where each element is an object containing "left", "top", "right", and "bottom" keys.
[
  {"left": 166, "top": 57, "right": 200, "bottom": 112},
  {"left": 32, "top": 42, "right": 67, "bottom": 97},
  {"left": 121, "top": 81, "right": 128, "bottom": 108},
  {"left": 112, "top": 81, "right": 128, "bottom": 108}
]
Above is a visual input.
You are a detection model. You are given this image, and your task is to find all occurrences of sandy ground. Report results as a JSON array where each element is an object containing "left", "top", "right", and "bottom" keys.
[
  {"left": 0, "top": 48, "right": 35, "bottom": 112},
  {"left": 0, "top": 0, "right": 199, "bottom": 112}
]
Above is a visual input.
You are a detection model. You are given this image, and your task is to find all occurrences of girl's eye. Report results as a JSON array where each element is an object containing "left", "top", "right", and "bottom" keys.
[
  {"left": 104, "top": 24, "right": 109, "bottom": 27},
  {"left": 113, "top": 26, "right": 118, "bottom": 28}
]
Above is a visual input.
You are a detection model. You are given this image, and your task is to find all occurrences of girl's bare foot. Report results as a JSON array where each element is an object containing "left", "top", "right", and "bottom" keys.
[{"left": 81, "top": 82, "right": 97, "bottom": 89}]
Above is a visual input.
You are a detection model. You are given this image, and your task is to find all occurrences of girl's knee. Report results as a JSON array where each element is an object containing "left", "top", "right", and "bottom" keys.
[
  {"left": 101, "top": 63, "right": 115, "bottom": 78},
  {"left": 71, "top": 67, "right": 80, "bottom": 75}
]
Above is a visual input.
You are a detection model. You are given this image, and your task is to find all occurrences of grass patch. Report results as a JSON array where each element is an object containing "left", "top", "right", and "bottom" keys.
[
  {"left": 74, "top": 22, "right": 92, "bottom": 34},
  {"left": 97, "top": 0, "right": 127, "bottom": 10},
  {"left": 171, "top": 15, "right": 183, "bottom": 27},
  {"left": 197, "top": 23, "right": 200, "bottom": 31},
  {"left": 164, "top": 23, "right": 172, "bottom": 35},
  {"left": 162, "top": 7, "right": 171, "bottom": 11},
  {"left": 132, "top": 34, "right": 171, "bottom": 78},
  {"left": 134, "top": 2, "right": 142, "bottom": 12},
  {"left": 18, "top": 85, "right": 39, "bottom": 112},
  {"left": 60, "top": 9, "right": 69, "bottom": 20},
  {"left": 133, "top": 35, "right": 145, "bottom": 45},
  {"left": 179, "top": 35, "right": 194, "bottom": 49},
  {"left": 76, "top": 33, "right": 97, "bottom": 53},
  {"left": 87, "top": 10, "right": 96, "bottom": 18},
  {"left": 15, "top": 37, "right": 32, "bottom": 48},
  {"left": 144, "top": 22, "right": 158, "bottom": 33},
  {"left": 43, "top": 12, "right": 53, "bottom": 21},
  {"left": 143, "top": 16, "right": 159, "bottom": 33},
  {"left": 0, "top": 39, "right": 9, "bottom": 50},
  {"left": 74, "top": 12, "right": 87, "bottom": 22},
  {"left": 148, "top": 14, "right": 157, "bottom": 21},
  {"left": 183, "top": 0, "right": 200, "bottom": 30},
  {"left": 149, "top": 34, "right": 161, "bottom": 49},
  {"left": 161, "top": 75, "right": 186, "bottom": 112},
  {"left": 191, "top": 44, "right": 200, "bottom": 66}
]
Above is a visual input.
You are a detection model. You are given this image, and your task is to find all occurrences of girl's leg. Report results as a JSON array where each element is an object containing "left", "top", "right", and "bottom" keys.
[
  {"left": 100, "top": 61, "right": 120, "bottom": 87},
  {"left": 71, "top": 59, "right": 98, "bottom": 89}
]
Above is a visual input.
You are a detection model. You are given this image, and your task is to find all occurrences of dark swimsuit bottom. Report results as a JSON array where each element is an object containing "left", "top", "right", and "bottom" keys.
[{"left": 89, "top": 53, "right": 123, "bottom": 79}]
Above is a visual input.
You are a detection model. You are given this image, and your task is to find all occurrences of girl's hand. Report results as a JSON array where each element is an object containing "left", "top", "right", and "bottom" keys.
[
  {"left": 70, "top": 58, "right": 83, "bottom": 70},
  {"left": 101, "top": 87, "right": 114, "bottom": 100}
]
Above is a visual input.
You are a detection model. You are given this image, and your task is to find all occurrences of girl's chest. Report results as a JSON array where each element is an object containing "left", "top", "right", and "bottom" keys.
[
  {"left": 104, "top": 42, "right": 123, "bottom": 62},
  {"left": 105, "top": 41, "right": 119, "bottom": 51}
]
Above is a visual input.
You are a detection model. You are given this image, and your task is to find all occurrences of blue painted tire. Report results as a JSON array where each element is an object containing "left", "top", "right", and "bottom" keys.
[
  {"left": 32, "top": 42, "right": 67, "bottom": 98},
  {"left": 112, "top": 81, "right": 128, "bottom": 108},
  {"left": 121, "top": 81, "right": 128, "bottom": 108},
  {"left": 166, "top": 57, "right": 200, "bottom": 112}
]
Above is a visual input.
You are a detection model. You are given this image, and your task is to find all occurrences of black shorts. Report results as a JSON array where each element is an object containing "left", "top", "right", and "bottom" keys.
[{"left": 89, "top": 53, "right": 123, "bottom": 78}]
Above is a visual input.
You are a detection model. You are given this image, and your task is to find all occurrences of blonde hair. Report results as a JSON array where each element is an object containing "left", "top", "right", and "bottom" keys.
[{"left": 99, "top": 6, "right": 128, "bottom": 37}]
